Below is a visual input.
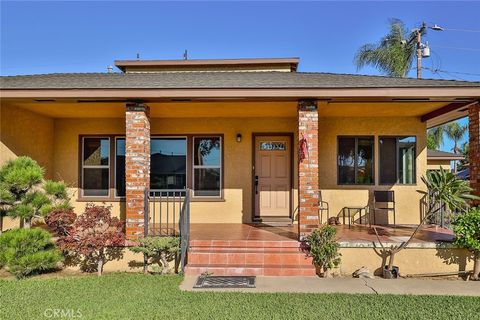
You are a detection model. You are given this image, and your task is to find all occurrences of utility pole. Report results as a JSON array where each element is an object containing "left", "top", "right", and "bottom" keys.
[{"left": 416, "top": 22, "right": 427, "bottom": 79}]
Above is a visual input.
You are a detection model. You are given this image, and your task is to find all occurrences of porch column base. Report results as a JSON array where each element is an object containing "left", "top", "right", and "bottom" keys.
[{"left": 125, "top": 102, "right": 150, "bottom": 240}]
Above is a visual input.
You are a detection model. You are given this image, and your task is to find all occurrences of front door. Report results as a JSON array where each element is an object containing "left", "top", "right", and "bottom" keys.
[{"left": 254, "top": 135, "right": 292, "bottom": 219}]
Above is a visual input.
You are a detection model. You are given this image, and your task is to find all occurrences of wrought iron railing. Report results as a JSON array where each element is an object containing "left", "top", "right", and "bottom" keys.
[
  {"left": 144, "top": 189, "right": 190, "bottom": 272},
  {"left": 421, "top": 190, "right": 468, "bottom": 229}
]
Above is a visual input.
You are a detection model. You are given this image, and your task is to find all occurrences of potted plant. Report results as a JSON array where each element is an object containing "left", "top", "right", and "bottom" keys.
[{"left": 306, "top": 225, "right": 341, "bottom": 277}]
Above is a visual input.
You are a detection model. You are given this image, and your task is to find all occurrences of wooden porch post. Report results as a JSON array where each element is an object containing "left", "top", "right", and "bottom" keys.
[
  {"left": 297, "top": 99, "right": 319, "bottom": 240},
  {"left": 469, "top": 102, "right": 480, "bottom": 206},
  {"left": 125, "top": 102, "right": 150, "bottom": 240}
]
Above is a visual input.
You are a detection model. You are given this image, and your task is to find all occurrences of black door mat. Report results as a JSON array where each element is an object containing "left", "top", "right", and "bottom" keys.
[{"left": 194, "top": 276, "right": 256, "bottom": 289}]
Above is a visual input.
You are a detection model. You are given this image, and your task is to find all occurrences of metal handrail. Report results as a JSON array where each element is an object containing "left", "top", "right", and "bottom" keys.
[{"left": 143, "top": 188, "right": 190, "bottom": 272}]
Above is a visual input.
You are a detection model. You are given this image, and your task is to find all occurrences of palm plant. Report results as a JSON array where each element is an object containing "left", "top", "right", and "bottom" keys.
[
  {"left": 374, "top": 168, "right": 478, "bottom": 277},
  {"left": 445, "top": 122, "right": 468, "bottom": 154},
  {"left": 427, "top": 125, "right": 445, "bottom": 150},
  {"left": 355, "top": 19, "right": 423, "bottom": 77},
  {"left": 445, "top": 122, "right": 468, "bottom": 173}
]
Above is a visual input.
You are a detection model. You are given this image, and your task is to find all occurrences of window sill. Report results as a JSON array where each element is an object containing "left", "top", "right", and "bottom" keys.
[
  {"left": 190, "top": 198, "right": 225, "bottom": 202},
  {"left": 76, "top": 197, "right": 125, "bottom": 202}
]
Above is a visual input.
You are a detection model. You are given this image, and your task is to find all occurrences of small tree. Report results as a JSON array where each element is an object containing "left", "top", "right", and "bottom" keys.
[
  {"left": 58, "top": 204, "right": 125, "bottom": 276},
  {"left": 45, "top": 208, "right": 76, "bottom": 238},
  {"left": 0, "top": 228, "right": 63, "bottom": 278},
  {"left": 453, "top": 207, "right": 480, "bottom": 280},
  {"left": 129, "top": 236, "right": 180, "bottom": 274},
  {"left": 0, "top": 157, "right": 70, "bottom": 229},
  {"left": 306, "top": 225, "right": 341, "bottom": 278}
]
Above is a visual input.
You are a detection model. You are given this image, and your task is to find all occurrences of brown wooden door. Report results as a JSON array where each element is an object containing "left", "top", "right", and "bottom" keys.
[{"left": 254, "top": 135, "right": 291, "bottom": 218}]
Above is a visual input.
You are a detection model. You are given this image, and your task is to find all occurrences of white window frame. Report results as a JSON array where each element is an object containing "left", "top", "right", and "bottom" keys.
[
  {"left": 192, "top": 136, "right": 222, "bottom": 198},
  {"left": 81, "top": 136, "right": 110, "bottom": 198}
]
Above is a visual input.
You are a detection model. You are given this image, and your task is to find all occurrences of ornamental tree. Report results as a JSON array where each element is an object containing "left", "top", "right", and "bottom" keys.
[
  {"left": 453, "top": 207, "right": 480, "bottom": 280},
  {"left": 129, "top": 236, "right": 180, "bottom": 274},
  {"left": 58, "top": 204, "right": 125, "bottom": 276},
  {"left": 0, "top": 157, "right": 71, "bottom": 230}
]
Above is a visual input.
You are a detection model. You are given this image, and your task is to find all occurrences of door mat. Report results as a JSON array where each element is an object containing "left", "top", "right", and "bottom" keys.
[{"left": 194, "top": 276, "right": 256, "bottom": 289}]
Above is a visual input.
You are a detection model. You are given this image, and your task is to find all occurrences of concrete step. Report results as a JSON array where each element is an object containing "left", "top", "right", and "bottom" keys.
[{"left": 185, "top": 264, "right": 316, "bottom": 276}]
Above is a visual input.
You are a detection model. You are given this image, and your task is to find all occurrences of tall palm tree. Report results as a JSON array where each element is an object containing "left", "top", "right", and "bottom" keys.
[
  {"left": 355, "top": 19, "right": 423, "bottom": 77},
  {"left": 445, "top": 122, "right": 468, "bottom": 154},
  {"left": 427, "top": 125, "right": 445, "bottom": 150},
  {"left": 445, "top": 122, "right": 468, "bottom": 173}
]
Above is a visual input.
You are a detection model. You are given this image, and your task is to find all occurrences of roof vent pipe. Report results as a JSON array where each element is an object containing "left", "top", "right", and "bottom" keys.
[{"left": 107, "top": 65, "right": 113, "bottom": 73}]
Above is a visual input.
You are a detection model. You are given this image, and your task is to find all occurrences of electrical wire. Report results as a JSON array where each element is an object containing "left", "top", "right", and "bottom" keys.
[
  {"left": 432, "top": 45, "right": 480, "bottom": 52},
  {"left": 422, "top": 67, "right": 480, "bottom": 78}
]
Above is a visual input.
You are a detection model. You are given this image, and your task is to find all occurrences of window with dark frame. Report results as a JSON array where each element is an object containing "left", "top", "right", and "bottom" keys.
[
  {"left": 150, "top": 138, "right": 187, "bottom": 191},
  {"left": 82, "top": 137, "right": 110, "bottom": 197},
  {"left": 193, "top": 137, "right": 222, "bottom": 197},
  {"left": 379, "top": 136, "right": 416, "bottom": 184},
  {"left": 81, "top": 135, "right": 222, "bottom": 199},
  {"left": 337, "top": 137, "right": 374, "bottom": 185}
]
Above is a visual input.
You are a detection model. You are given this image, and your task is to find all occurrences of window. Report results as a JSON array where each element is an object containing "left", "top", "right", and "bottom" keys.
[
  {"left": 337, "top": 137, "right": 374, "bottom": 185},
  {"left": 151, "top": 138, "right": 187, "bottom": 190},
  {"left": 82, "top": 137, "right": 110, "bottom": 197},
  {"left": 379, "top": 136, "right": 416, "bottom": 184},
  {"left": 193, "top": 136, "right": 222, "bottom": 197},
  {"left": 81, "top": 135, "right": 222, "bottom": 199}
]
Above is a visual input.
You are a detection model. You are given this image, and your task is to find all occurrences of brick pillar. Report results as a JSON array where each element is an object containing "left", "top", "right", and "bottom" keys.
[
  {"left": 297, "top": 99, "right": 319, "bottom": 240},
  {"left": 469, "top": 102, "right": 480, "bottom": 206},
  {"left": 125, "top": 102, "right": 150, "bottom": 240}
]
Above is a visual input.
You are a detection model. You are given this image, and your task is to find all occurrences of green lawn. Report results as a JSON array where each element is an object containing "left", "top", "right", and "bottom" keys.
[{"left": 0, "top": 274, "right": 478, "bottom": 320}]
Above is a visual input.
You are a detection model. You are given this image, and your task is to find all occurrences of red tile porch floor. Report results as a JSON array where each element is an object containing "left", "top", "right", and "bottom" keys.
[{"left": 184, "top": 224, "right": 454, "bottom": 276}]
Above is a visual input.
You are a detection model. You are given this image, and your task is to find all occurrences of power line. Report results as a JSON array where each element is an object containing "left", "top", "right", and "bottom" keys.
[
  {"left": 432, "top": 45, "right": 480, "bottom": 52},
  {"left": 422, "top": 67, "right": 480, "bottom": 78},
  {"left": 441, "top": 28, "right": 480, "bottom": 33}
]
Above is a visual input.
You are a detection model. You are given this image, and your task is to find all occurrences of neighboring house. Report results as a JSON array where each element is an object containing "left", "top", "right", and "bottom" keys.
[
  {"left": 427, "top": 149, "right": 464, "bottom": 171},
  {"left": 1, "top": 57, "right": 480, "bottom": 242}
]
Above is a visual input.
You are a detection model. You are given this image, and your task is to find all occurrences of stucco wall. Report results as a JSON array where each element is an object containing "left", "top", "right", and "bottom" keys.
[
  {"left": 53, "top": 117, "right": 299, "bottom": 223},
  {"left": 1, "top": 105, "right": 55, "bottom": 231},
  {"left": 427, "top": 159, "right": 452, "bottom": 171},
  {"left": 0, "top": 105, "right": 54, "bottom": 176},
  {"left": 318, "top": 117, "right": 427, "bottom": 225},
  {"left": 1, "top": 105, "right": 429, "bottom": 227}
]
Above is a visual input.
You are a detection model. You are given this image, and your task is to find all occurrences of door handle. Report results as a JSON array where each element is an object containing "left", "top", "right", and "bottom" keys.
[{"left": 254, "top": 175, "right": 259, "bottom": 194}]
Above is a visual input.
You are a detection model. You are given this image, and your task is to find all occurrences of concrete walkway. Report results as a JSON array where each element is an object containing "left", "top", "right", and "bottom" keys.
[{"left": 180, "top": 276, "right": 480, "bottom": 296}]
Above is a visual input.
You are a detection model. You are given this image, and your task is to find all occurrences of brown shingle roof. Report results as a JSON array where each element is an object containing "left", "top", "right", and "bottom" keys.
[{"left": 1, "top": 72, "right": 480, "bottom": 89}]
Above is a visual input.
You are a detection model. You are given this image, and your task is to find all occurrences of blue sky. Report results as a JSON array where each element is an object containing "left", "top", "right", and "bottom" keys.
[{"left": 2, "top": 1, "right": 478, "bottom": 151}]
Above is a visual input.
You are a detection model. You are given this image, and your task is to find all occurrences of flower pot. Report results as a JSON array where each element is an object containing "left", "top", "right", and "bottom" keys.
[{"left": 383, "top": 265, "right": 399, "bottom": 279}]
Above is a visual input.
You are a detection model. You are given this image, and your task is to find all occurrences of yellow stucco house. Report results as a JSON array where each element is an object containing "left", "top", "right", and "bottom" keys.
[{"left": 1, "top": 57, "right": 480, "bottom": 275}]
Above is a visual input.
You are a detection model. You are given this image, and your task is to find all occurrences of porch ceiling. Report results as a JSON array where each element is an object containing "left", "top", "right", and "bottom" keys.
[{"left": 2, "top": 99, "right": 450, "bottom": 119}]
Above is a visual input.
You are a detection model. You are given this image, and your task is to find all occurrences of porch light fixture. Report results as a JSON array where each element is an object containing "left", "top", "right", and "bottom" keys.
[{"left": 236, "top": 133, "right": 242, "bottom": 143}]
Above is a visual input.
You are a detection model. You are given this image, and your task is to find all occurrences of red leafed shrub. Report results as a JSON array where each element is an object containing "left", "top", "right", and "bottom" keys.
[
  {"left": 45, "top": 208, "right": 76, "bottom": 238},
  {"left": 59, "top": 204, "right": 125, "bottom": 276}
]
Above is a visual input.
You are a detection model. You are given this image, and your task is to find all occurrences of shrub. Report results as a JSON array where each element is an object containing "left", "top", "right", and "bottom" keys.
[
  {"left": 0, "top": 228, "right": 63, "bottom": 278},
  {"left": 306, "top": 225, "right": 341, "bottom": 277},
  {"left": 58, "top": 204, "right": 125, "bottom": 276},
  {"left": 0, "top": 156, "right": 71, "bottom": 229},
  {"left": 453, "top": 207, "right": 480, "bottom": 280},
  {"left": 130, "top": 236, "right": 180, "bottom": 274}
]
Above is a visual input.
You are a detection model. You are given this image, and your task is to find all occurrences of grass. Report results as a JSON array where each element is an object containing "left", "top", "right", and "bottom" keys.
[{"left": 0, "top": 273, "right": 479, "bottom": 320}]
